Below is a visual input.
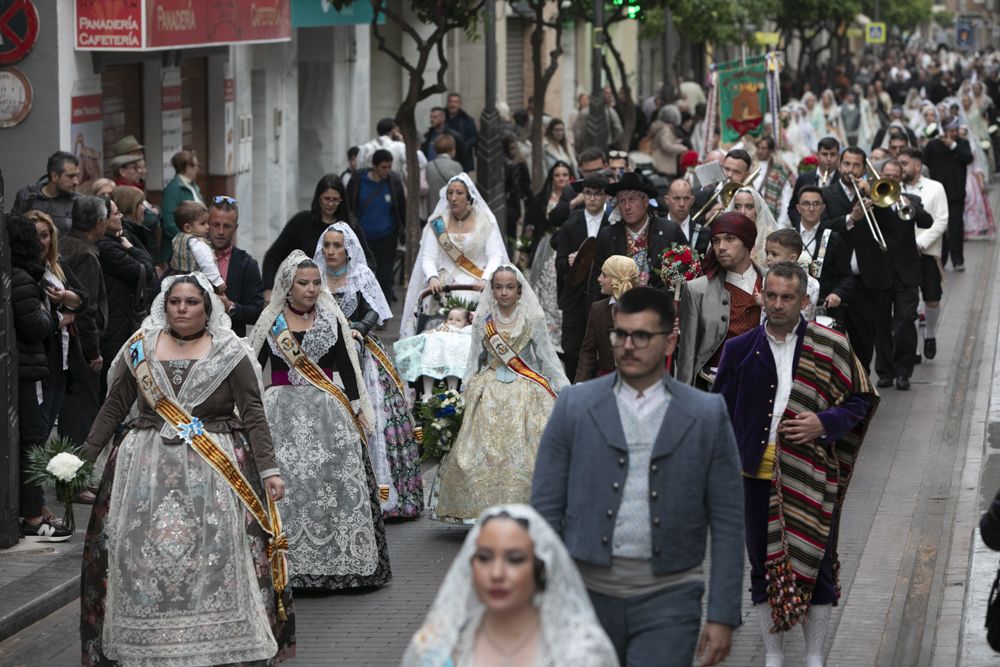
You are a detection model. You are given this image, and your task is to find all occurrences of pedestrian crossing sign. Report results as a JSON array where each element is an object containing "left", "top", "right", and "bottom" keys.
[{"left": 866, "top": 22, "right": 887, "bottom": 44}]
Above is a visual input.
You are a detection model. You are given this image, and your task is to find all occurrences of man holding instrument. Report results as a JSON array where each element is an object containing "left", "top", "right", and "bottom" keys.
[{"left": 828, "top": 146, "right": 892, "bottom": 374}]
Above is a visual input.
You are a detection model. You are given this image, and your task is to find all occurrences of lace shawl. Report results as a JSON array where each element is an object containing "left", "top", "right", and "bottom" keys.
[{"left": 313, "top": 222, "right": 393, "bottom": 325}]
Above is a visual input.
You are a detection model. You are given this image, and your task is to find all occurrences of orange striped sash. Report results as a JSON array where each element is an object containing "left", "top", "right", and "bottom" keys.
[
  {"left": 483, "top": 316, "right": 556, "bottom": 398},
  {"left": 431, "top": 217, "right": 484, "bottom": 278}
]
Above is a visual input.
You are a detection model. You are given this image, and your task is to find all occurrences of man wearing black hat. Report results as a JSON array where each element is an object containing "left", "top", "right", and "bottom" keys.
[
  {"left": 587, "top": 171, "right": 686, "bottom": 306},
  {"left": 676, "top": 212, "right": 765, "bottom": 389},
  {"left": 558, "top": 175, "right": 612, "bottom": 380}
]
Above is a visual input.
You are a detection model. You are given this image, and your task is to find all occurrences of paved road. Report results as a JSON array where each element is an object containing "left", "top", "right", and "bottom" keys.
[{"left": 3, "top": 219, "right": 1000, "bottom": 666}]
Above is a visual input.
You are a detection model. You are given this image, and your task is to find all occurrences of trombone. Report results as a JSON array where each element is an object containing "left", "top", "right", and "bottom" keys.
[
  {"left": 690, "top": 166, "right": 762, "bottom": 225},
  {"left": 865, "top": 158, "right": 914, "bottom": 222},
  {"left": 849, "top": 172, "right": 888, "bottom": 252}
]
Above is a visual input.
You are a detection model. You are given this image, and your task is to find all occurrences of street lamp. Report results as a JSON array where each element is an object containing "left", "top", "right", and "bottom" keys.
[
  {"left": 478, "top": 0, "right": 506, "bottom": 230},
  {"left": 586, "top": 0, "right": 608, "bottom": 151}
]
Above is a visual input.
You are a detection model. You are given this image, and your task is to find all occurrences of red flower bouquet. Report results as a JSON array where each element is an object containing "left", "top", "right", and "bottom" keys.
[
  {"left": 658, "top": 243, "right": 702, "bottom": 298},
  {"left": 798, "top": 154, "right": 819, "bottom": 174}
]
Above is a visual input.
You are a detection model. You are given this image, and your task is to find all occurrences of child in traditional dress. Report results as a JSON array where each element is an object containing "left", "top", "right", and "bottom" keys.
[
  {"left": 394, "top": 306, "right": 474, "bottom": 398},
  {"left": 763, "top": 229, "right": 819, "bottom": 320},
  {"left": 170, "top": 201, "right": 227, "bottom": 294}
]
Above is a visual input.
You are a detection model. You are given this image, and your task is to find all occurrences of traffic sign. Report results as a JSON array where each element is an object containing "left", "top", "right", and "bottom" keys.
[
  {"left": 0, "top": 0, "right": 39, "bottom": 66},
  {"left": 866, "top": 22, "right": 887, "bottom": 44}
]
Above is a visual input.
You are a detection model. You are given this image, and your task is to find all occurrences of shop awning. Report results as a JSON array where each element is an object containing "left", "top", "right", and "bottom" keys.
[{"left": 75, "top": 0, "right": 291, "bottom": 51}]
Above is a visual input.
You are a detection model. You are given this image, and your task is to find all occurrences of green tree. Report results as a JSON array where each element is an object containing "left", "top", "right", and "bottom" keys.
[{"left": 330, "top": 0, "right": 484, "bottom": 275}]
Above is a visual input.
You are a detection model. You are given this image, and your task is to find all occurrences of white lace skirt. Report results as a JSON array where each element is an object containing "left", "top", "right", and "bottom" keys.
[{"left": 103, "top": 428, "right": 277, "bottom": 667}]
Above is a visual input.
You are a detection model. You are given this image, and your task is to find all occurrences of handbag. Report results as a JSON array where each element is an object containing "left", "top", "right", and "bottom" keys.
[{"left": 986, "top": 562, "right": 1000, "bottom": 651}]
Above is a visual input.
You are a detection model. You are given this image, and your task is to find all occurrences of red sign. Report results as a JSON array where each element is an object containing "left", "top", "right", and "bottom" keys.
[
  {"left": 75, "top": 0, "right": 143, "bottom": 50},
  {"left": 75, "top": 0, "right": 290, "bottom": 50},
  {"left": 0, "top": 0, "right": 40, "bottom": 65},
  {"left": 146, "top": 0, "right": 290, "bottom": 49},
  {"left": 71, "top": 93, "right": 102, "bottom": 123}
]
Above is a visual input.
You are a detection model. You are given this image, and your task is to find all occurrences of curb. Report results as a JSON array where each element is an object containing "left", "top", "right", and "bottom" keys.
[{"left": 0, "top": 547, "right": 81, "bottom": 642}]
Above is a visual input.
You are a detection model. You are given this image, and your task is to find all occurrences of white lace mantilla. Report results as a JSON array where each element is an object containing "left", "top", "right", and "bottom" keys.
[{"left": 266, "top": 307, "right": 340, "bottom": 386}]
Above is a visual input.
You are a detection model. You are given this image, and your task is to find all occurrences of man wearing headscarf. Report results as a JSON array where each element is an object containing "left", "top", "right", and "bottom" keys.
[{"left": 676, "top": 212, "right": 764, "bottom": 389}]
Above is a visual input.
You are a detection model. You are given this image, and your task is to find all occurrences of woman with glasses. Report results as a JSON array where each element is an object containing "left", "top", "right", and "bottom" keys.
[
  {"left": 430, "top": 265, "right": 569, "bottom": 525},
  {"left": 261, "top": 174, "right": 373, "bottom": 299}
]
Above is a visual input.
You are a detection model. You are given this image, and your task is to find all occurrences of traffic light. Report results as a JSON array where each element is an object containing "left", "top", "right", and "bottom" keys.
[{"left": 609, "top": 0, "right": 642, "bottom": 20}]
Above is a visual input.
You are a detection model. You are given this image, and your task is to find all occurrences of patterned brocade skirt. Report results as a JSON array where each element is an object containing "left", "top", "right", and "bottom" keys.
[
  {"left": 81, "top": 428, "right": 296, "bottom": 667},
  {"left": 430, "top": 371, "right": 555, "bottom": 524}
]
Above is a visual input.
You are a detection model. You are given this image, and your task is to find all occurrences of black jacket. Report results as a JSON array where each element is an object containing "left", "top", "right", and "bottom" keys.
[
  {"left": 224, "top": 246, "right": 265, "bottom": 337},
  {"left": 42, "top": 261, "right": 89, "bottom": 385},
  {"left": 794, "top": 221, "right": 856, "bottom": 302},
  {"left": 587, "top": 215, "right": 688, "bottom": 304},
  {"left": 820, "top": 180, "right": 856, "bottom": 232},
  {"left": 12, "top": 267, "right": 55, "bottom": 382},
  {"left": 96, "top": 232, "right": 156, "bottom": 359},
  {"left": 787, "top": 170, "right": 838, "bottom": 227},
  {"left": 11, "top": 177, "right": 79, "bottom": 233},
  {"left": 924, "top": 138, "right": 974, "bottom": 201},
  {"left": 525, "top": 187, "right": 572, "bottom": 255},
  {"left": 556, "top": 208, "right": 611, "bottom": 312},
  {"left": 423, "top": 126, "right": 471, "bottom": 172},
  {"left": 262, "top": 212, "right": 374, "bottom": 289},
  {"left": 874, "top": 204, "right": 922, "bottom": 289},
  {"left": 981, "top": 485, "right": 1000, "bottom": 551}
]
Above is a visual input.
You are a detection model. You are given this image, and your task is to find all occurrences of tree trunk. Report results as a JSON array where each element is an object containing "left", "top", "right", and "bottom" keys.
[
  {"left": 530, "top": 19, "right": 547, "bottom": 193},
  {"left": 604, "top": 33, "right": 636, "bottom": 151},
  {"left": 396, "top": 106, "right": 422, "bottom": 281}
]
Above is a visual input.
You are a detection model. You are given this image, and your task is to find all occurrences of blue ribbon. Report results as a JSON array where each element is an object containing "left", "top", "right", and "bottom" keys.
[{"left": 176, "top": 417, "right": 205, "bottom": 445}]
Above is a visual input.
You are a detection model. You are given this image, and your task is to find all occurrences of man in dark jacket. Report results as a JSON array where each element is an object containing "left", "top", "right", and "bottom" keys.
[
  {"left": 346, "top": 149, "right": 406, "bottom": 302},
  {"left": 11, "top": 152, "right": 81, "bottom": 233},
  {"left": 59, "top": 196, "right": 109, "bottom": 447},
  {"left": 423, "top": 106, "right": 470, "bottom": 171},
  {"left": 446, "top": 93, "right": 479, "bottom": 169},
  {"left": 557, "top": 175, "right": 611, "bottom": 380},
  {"left": 924, "top": 118, "right": 974, "bottom": 270},
  {"left": 209, "top": 196, "right": 264, "bottom": 337},
  {"left": 587, "top": 171, "right": 687, "bottom": 305}
]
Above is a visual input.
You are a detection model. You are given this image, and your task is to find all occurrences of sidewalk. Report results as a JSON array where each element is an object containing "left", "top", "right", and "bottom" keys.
[{"left": 0, "top": 499, "right": 91, "bottom": 641}]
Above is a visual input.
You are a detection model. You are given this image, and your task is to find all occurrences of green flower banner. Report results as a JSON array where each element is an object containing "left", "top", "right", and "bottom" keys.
[{"left": 716, "top": 55, "right": 769, "bottom": 145}]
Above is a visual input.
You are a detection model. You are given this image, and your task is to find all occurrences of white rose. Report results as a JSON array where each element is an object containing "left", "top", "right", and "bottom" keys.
[{"left": 46, "top": 452, "right": 84, "bottom": 483}]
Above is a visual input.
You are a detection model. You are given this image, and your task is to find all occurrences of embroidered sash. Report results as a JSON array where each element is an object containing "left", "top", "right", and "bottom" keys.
[
  {"left": 483, "top": 316, "right": 556, "bottom": 398},
  {"left": 763, "top": 323, "right": 878, "bottom": 632},
  {"left": 269, "top": 313, "right": 368, "bottom": 446},
  {"left": 810, "top": 229, "right": 833, "bottom": 278},
  {"left": 124, "top": 331, "right": 289, "bottom": 618},
  {"left": 364, "top": 336, "right": 406, "bottom": 395},
  {"left": 431, "top": 217, "right": 484, "bottom": 279}
]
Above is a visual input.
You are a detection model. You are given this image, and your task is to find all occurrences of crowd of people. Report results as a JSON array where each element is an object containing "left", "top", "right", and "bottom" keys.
[{"left": 5, "top": 42, "right": 1000, "bottom": 665}]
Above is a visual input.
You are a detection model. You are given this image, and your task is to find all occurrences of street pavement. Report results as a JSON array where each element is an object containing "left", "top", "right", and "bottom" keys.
[{"left": 4, "top": 202, "right": 1000, "bottom": 665}]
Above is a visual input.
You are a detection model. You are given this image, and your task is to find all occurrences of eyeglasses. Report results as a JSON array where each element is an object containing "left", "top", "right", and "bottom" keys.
[
  {"left": 609, "top": 329, "right": 671, "bottom": 349},
  {"left": 582, "top": 190, "right": 606, "bottom": 199},
  {"left": 609, "top": 150, "right": 628, "bottom": 159},
  {"left": 799, "top": 201, "right": 824, "bottom": 208},
  {"left": 211, "top": 195, "right": 238, "bottom": 208},
  {"left": 320, "top": 195, "right": 342, "bottom": 205}
]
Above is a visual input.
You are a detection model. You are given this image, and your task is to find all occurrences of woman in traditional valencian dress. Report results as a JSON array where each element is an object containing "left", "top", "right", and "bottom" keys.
[
  {"left": 314, "top": 222, "right": 424, "bottom": 519},
  {"left": 400, "top": 173, "right": 509, "bottom": 338},
  {"left": 81, "top": 272, "right": 294, "bottom": 667},
  {"left": 248, "top": 251, "right": 391, "bottom": 590},
  {"left": 430, "top": 265, "right": 569, "bottom": 525}
]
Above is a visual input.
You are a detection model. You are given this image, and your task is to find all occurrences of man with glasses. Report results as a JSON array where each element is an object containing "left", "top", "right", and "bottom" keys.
[
  {"left": 588, "top": 171, "right": 686, "bottom": 305},
  {"left": 787, "top": 136, "right": 841, "bottom": 227},
  {"left": 533, "top": 286, "right": 743, "bottom": 667},
  {"left": 558, "top": 175, "right": 612, "bottom": 380},
  {"left": 676, "top": 212, "right": 764, "bottom": 389},
  {"left": 714, "top": 262, "right": 876, "bottom": 667},
  {"left": 208, "top": 196, "right": 264, "bottom": 337},
  {"left": 793, "top": 185, "right": 854, "bottom": 321}
]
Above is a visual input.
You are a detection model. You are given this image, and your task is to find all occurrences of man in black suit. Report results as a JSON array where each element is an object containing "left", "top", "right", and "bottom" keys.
[
  {"left": 587, "top": 171, "right": 687, "bottom": 304},
  {"left": 831, "top": 147, "right": 893, "bottom": 374},
  {"left": 557, "top": 175, "right": 611, "bottom": 380},
  {"left": 690, "top": 148, "right": 754, "bottom": 215},
  {"left": 787, "top": 136, "right": 841, "bottom": 227},
  {"left": 866, "top": 160, "right": 927, "bottom": 390},
  {"left": 208, "top": 197, "right": 264, "bottom": 337},
  {"left": 923, "top": 118, "right": 974, "bottom": 270},
  {"left": 792, "top": 186, "right": 855, "bottom": 315},
  {"left": 663, "top": 178, "right": 710, "bottom": 256}
]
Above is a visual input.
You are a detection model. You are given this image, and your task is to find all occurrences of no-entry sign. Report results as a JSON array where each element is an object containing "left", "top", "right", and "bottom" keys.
[{"left": 0, "top": 0, "right": 39, "bottom": 66}]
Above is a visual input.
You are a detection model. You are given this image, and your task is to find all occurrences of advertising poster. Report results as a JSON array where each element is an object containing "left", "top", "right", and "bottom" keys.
[
  {"left": 161, "top": 66, "right": 182, "bottom": 181},
  {"left": 70, "top": 78, "right": 104, "bottom": 186}
]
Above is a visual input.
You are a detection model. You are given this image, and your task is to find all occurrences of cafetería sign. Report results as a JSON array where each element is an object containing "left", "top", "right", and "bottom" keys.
[{"left": 74, "top": 0, "right": 291, "bottom": 51}]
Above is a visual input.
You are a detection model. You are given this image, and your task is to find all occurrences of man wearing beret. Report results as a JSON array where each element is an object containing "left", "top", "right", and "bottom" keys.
[{"left": 676, "top": 212, "right": 765, "bottom": 389}]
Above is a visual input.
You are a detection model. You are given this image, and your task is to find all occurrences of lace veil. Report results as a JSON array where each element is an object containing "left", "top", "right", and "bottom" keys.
[
  {"left": 400, "top": 173, "right": 509, "bottom": 338},
  {"left": 246, "top": 250, "right": 375, "bottom": 428},
  {"left": 103, "top": 272, "right": 267, "bottom": 441},
  {"left": 312, "top": 222, "right": 393, "bottom": 325},
  {"left": 724, "top": 186, "right": 777, "bottom": 267},
  {"left": 401, "top": 504, "right": 619, "bottom": 667},
  {"left": 464, "top": 264, "right": 568, "bottom": 392}
]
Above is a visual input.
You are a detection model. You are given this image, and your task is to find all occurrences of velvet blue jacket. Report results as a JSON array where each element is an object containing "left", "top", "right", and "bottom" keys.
[{"left": 712, "top": 317, "right": 870, "bottom": 476}]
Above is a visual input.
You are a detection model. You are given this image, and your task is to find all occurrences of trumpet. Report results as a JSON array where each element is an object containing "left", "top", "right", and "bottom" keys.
[
  {"left": 691, "top": 166, "right": 762, "bottom": 225},
  {"left": 849, "top": 174, "right": 888, "bottom": 252}
]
